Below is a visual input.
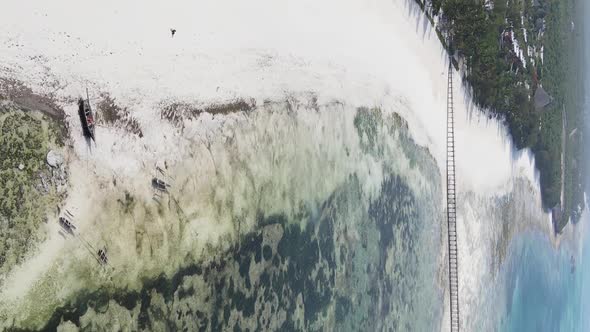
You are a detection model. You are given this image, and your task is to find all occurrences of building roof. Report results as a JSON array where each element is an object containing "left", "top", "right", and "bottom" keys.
[{"left": 534, "top": 86, "right": 552, "bottom": 111}]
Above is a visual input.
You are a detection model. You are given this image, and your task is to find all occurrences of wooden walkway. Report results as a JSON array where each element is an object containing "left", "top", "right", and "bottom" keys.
[{"left": 446, "top": 60, "right": 460, "bottom": 332}]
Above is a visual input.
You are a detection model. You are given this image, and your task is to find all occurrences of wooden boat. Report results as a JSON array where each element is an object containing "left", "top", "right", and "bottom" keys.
[
  {"left": 78, "top": 90, "right": 95, "bottom": 141},
  {"left": 97, "top": 248, "right": 108, "bottom": 265},
  {"left": 58, "top": 216, "right": 76, "bottom": 235},
  {"left": 152, "top": 177, "right": 170, "bottom": 192}
]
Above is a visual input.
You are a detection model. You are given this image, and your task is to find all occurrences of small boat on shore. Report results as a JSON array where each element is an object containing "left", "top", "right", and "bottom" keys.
[
  {"left": 152, "top": 177, "right": 170, "bottom": 192},
  {"left": 97, "top": 247, "right": 108, "bottom": 265},
  {"left": 58, "top": 216, "right": 76, "bottom": 235},
  {"left": 78, "top": 90, "right": 95, "bottom": 141}
]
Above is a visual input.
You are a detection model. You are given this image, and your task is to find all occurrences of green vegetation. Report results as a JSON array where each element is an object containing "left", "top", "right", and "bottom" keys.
[
  {"left": 443, "top": 0, "right": 539, "bottom": 149},
  {"left": 545, "top": 0, "right": 586, "bottom": 230},
  {"left": 0, "top": 107, "right": 64, "bottom": 281},
  {"left": 418, "top": 0, "right": 585, "bottom": 231}
]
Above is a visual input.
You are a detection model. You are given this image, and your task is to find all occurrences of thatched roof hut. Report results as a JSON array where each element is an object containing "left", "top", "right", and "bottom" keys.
[{"left": 534, "top": 86, "right": 552, "bottom": 111}]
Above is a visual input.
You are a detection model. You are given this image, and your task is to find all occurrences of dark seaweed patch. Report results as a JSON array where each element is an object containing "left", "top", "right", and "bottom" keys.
[
  {"left": 223, "top": 305, "right": 231, "bottom": 324},
  {"left": 32, "top": 169, "right": 436, "bottom": 332},
  {"left": 239, "top": 254, "right": 251, "bottom": 278},
  {"left": 272, "top": 255, "right": 280, "bottom": 267},
  {"left": 335, "top": 296, "right": 352, "bottom": 321},
  {"left": 262, "top": 245, "right": 272, "bottom": 261},
  {"left": 254, "top": 247, "right": 262, "bottom": 264}
]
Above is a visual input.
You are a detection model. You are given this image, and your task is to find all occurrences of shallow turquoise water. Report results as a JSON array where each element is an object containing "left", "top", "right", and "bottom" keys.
[{"left": 499, "top": 224, "right": 589, "bottom": 331}]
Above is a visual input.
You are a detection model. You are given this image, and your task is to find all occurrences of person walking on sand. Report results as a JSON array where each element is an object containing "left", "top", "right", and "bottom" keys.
[{"left": 170, "top": 28, "right": 177, "bottom": 38}]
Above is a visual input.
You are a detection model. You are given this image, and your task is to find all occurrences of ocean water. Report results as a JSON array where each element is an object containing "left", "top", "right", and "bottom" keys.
[
  {"left": 0, "top": 95, "right": 582, "bottom": 331},
  {"left": 0, "top": 103, "right": 449, "bottom": 331},
  {"left": 0, "top": 0, "right": 587, "bottom": 329},
  {"left": 496, "top": 225, "right": 589, "bottom": 331}
]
